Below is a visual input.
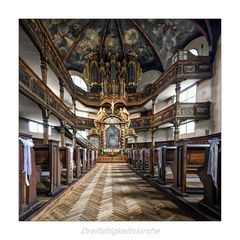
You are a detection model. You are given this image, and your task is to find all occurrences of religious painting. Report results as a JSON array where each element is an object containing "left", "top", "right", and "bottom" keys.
[{"left": 105, "top": 125, "right": 120, "bottom": 148}]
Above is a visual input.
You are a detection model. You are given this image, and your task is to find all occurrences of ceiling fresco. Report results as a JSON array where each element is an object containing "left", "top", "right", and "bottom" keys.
[
  {"left": 65, "top": 19, "right": 105, "bottom": 71},
  {"left": 120, "top": 19, "right": 155, "bottom": 68},
  {"left": 137, "top": 19, "right": 199, "bottom": 68},
  {"left": 42, "top": 19, "right": 90, "bottom": 57},
  {"left": 103, "top": 19, "right": 122, "bottom": 57},
  {"left": 41, "top": 19, "right": 203, "bottom": 73}
]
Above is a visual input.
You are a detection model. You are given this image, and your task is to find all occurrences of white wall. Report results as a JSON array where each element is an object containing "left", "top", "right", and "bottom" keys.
[
  {"left": 180, "top": 38, "right": 221, "bottom": 138},
  {"left": 211, "top": 38, "right": 221, "bottom": 133},
  {"left": 19, "top": 118, "right": 72, "bottom": 145},
  {"left": 184, "top": 36, "right": 210, "bottom": 56},
  {"left": 128, "top": 129, "right": 170, "bottom": 143},
  {"left": 19, "top": 118, "right": 60, "bottom": 141},
  {"left": 47, "top": 65, "right": 61, "bottom": 98},
  {"left": 137, "top": 70, "right": 162, "bottom": 92},
  {"left": 19, "top": 26, "right": 41, "bottom": 78}
]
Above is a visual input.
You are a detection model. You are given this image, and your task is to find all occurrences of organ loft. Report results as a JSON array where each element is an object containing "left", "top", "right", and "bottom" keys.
[{"left": 18, "top": 18, "right": 221, "bottom": 223}]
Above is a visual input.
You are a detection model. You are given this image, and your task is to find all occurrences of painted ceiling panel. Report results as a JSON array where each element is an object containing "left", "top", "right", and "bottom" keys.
[
  {"left": 102, "top": 20, "right": 122, "bottom": 58},
  {"left": 42, "top": 19, "right": 90, "bottom": 57},
  {"left": 41, "top": 19, "right": 203, "bottom": 73},
  {"left": 137, "top": 19, "right": 199, "bottom": 68},
  {"left": 65, "top": 19, "right": 105, "bottom": 71},
  {"left": 120, "top": 19, "right": 155, "bottom": 67}
]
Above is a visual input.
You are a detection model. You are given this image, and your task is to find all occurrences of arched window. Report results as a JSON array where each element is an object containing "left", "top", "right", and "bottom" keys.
[
  {"left": 71, "top": 75, "right": 87, "bottom": 91},
  {"left": 189, "top": 49, "right": 199, "bottom": 56}
]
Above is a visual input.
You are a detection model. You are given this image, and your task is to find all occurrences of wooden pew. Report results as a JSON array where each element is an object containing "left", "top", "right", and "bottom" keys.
[
  {"left": 87, "top": 149, "right": 91, "bottom": 171},
  {"left": 19, "top": 133, "right": 40, "bottom": 220},
  {"left": 128, "top": 149, "right": 133, "bottom": 165},
  {"left": 73, "top": 147, "right": 81, "bottom": 178},
  {"left": 138, "top": 149, "right": 146, "bottom": 172},
  {"left": 148, "top": 147, "right": 155, "bottom": 177},
  {"left": 171, "top": 142, "right": 209, "bottom": 196},
  {"left": 80, "top": 148, "right": 87, "bottom": 174},
  {"left": 143, "top": 149, "right": 150, "bottom": 174},
  {"left": 198, "top": 138, "right": 221, "bottom": 216},
  {"left": 90, "top": 149, "right": 95, "bottom": 168},
  {"left": 59, "top": 147, "right": 74, "bottom": 185},
  {"left": 156, "top": 146, "right": 177, "bottom": 184},
  {"left": 34, "top": 140, "right": 62, "bottom": 196},
  {"left": 132, "top": 149, "right": 137, "bottom": 168},
  {"left": 136, "top": 149, "right": 141, "bottom": 170},
  {"left": 91, "top": 149, "right": 97, "bottom": 168}
]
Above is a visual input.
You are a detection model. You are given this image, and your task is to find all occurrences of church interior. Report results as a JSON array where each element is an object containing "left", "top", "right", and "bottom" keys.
[{"left": 19, "top": 19, "right": 221, "bottom": 221}]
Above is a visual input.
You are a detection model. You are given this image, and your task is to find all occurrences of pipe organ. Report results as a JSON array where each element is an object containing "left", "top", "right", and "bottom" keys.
[{"left": 83, "top": 51, "right": 143, "bottom": 95}]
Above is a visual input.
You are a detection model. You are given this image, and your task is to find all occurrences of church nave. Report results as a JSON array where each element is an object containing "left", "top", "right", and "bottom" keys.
[
  {"left": 31, "top": 163, "right": 195, "bottom": 221},
  {"left": 18, "top": 18, "right": 221, "bottom": 222}
]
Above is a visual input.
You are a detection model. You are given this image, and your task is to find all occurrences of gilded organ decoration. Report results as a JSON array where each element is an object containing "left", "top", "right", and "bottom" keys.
[{"left": 83, "top": 51, "right": 143, "bottom": 95}]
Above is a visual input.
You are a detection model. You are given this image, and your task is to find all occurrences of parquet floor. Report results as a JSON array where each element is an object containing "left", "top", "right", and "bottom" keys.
[{"left": 31, "top": 163, "right": 195, "bottom": 221}]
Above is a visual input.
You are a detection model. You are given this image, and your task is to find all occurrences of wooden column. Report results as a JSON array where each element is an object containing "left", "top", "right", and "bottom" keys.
[
  {"left": 151, "top": 97, "right": 156, "bottom": 147},
  {"left": 59, "top": 79, "right": 64, "bottom": 102},
  {"left": 40, "top": 55, "right": 48, "bottom": 84},
  {"left": 152, "top": 97, "right": 156, "bottom": 114},
  {"left": 42, "top": 108, "right": 50, "bottom": 144},
  {"left": 174, "top": 80, "right": 181, "bottom": 142},
  {"left": 60, "top": 122, "right": 65, "bottom": 147},
  {"left": 72, "top": 97, "right": 76, "bottom": 115},
  {"left": 175, "top": 81, "right": 181, "bottom": 103},
  {"left": 72, "top": 128, "right": 77, "bottom": 148},
  {"left": 151, "top": 128, "right": 156, "bottom": 147},
  {"left": 174, "top": 121, "right": 180, "bottom": 142},
  {"left": 74, "top": 147, "right": 81, "bottom": 178}
]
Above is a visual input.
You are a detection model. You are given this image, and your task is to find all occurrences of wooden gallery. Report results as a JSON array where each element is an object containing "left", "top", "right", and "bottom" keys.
[{"left": 19, "top": 19, "right": 221, "bottom": 221}]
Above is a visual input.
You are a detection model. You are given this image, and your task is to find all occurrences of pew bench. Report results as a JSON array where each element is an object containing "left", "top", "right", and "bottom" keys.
[
  {"left": 19, "top": 134, "right": 41, "bottom": 220},
  {"left": 59, "top": 147, "right": 74, "bottom": 185},
  {"left": 155, "top": 146, "right": 176, "bottom": 184},
  {"left": 34, "top": 140, "right": 62, "bottom": 196},
  {"left": 171, "top": 142, "right": 210, "bottom": 196},
  {"left": 198, "top": 139, "right": 221, "bottom": 217}
]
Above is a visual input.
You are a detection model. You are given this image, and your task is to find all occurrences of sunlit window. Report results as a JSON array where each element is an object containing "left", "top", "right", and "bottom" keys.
[
  {"left": 76, "top": 110, "right": 88, "bottom": 117},
  {"left": 29, "top": 121, "right": 51, "bottom": 135},
  {"left": 180, "top": 121, "right": 195, "bottom": 134},
  {"left": 189, "top": 49, "right": 198, "bottom": 56},
  {"left": 71, "top": 75, "right": 87, "bottom": 91},
  {"left": 77, "top": 130, "right": 87, "bottom": 139},
  {"left": 180, "top": 85, "right": 196, "bottom": 103},
  {"left": 29, "top": 121, "right": 37, "bottom": 133}
]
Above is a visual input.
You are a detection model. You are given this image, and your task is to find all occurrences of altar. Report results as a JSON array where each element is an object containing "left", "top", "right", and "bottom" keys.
[
  {"left": 97, "top": 155, "right": 128, "bottom": 163},
  {"left": 87, "top": 103, "right": 137, "bottom": 163}
]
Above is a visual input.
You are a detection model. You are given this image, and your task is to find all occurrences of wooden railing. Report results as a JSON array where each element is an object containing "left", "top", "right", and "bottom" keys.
[
  {"left": 20, "top": 58, "right": 210, "bottom": 131},
  {"left": 131, "top": 102, "right": 210, "bottom": 130},
  {"left": 20, "top": 19, "right": 213, "bottom": 108},
  {"left": 19, "top": 57, "right": 94, "bottom": 129}
]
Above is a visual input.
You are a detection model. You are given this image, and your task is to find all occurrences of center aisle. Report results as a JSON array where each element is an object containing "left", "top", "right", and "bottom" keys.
[{"left": 31, "top": 163, "right": 195, "bottom": 221}]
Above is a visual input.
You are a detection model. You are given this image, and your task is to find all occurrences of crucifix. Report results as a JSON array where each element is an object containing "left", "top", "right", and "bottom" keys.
[{"left": 111, "top": 99, "right": 115, "bottom": 114}]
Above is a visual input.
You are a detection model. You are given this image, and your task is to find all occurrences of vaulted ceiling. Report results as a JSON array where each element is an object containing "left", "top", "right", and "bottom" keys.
[{"left": 41, "top": 19, "right": 207, "bottom": 73}]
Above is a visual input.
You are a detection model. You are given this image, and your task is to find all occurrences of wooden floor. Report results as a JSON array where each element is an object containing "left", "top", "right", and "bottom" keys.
[{"left": 31, "top": 163, "right": 195, "bottom": 221}]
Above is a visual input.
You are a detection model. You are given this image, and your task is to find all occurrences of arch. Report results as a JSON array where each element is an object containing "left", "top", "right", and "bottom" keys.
[
  {"left": 184, "top": 36, "right": 210, "bottom": 56},
  {"left": 69, "top": 70, "right": 88, "bottom": 91}
]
